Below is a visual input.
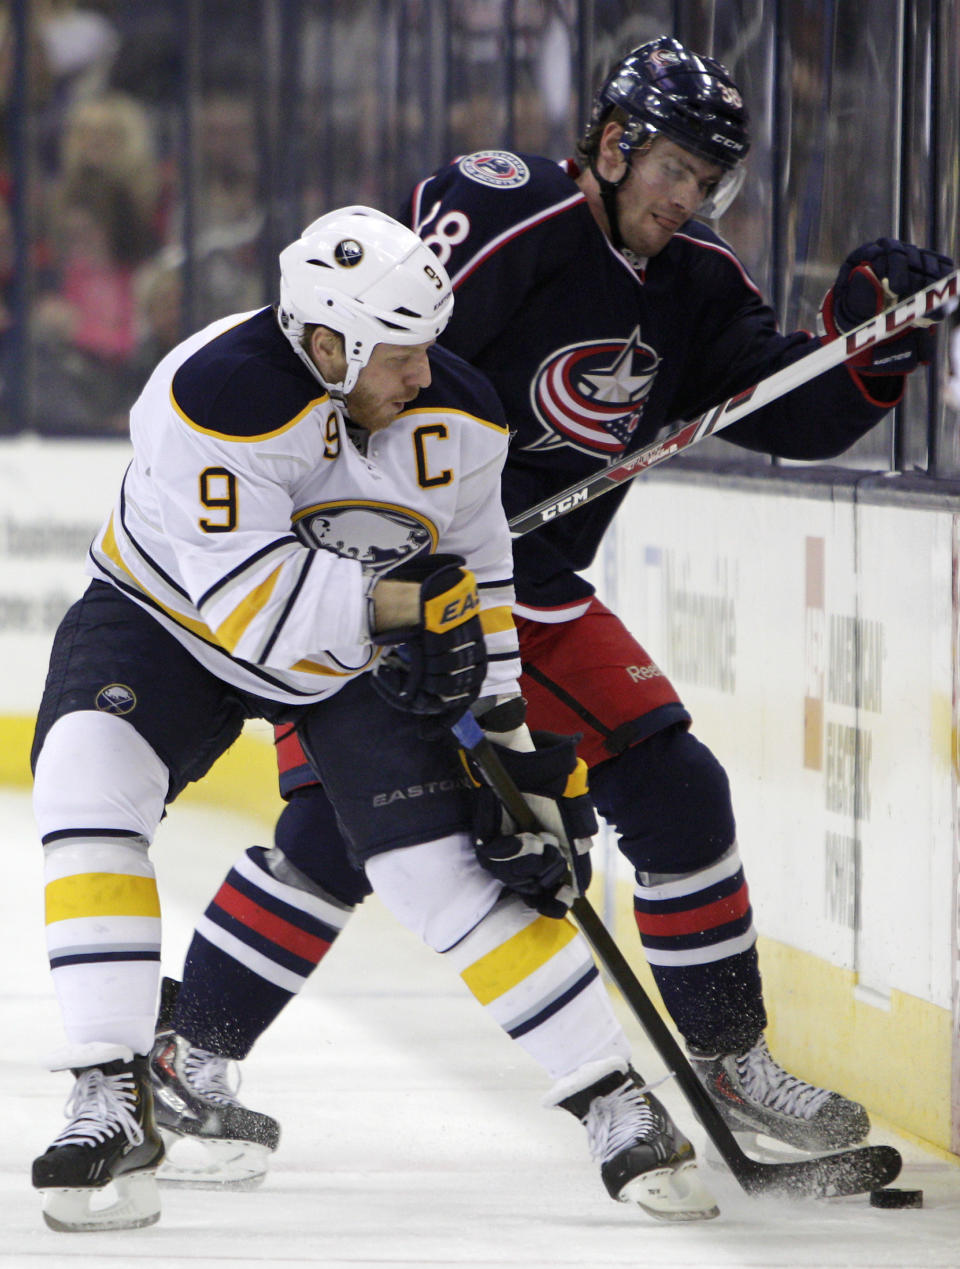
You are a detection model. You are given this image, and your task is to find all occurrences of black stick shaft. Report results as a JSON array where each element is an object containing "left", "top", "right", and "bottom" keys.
[
  {"left": 451, "top": 711, "right": 902, "bottom": 1198},
  {"left": 451, "top": 715, "right": 747, "bottom": 1172}
]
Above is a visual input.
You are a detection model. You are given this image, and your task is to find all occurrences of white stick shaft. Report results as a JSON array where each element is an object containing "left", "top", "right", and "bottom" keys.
[{"left": 508, "top": 267, "right": 959, "bottom": 537}]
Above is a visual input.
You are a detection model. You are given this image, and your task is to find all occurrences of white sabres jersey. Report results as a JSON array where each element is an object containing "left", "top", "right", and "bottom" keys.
[{"left": 88, "top": 306, "right": 521, "bottom": 706}]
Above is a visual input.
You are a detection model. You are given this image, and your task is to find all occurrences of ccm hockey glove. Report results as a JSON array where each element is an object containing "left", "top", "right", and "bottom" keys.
[
  {"left": 471, "top": 730, "right": 596, "bottom": 919},
  {"left": 819, "top": 238, "right": 955, "bottom": 376},
  {"left": 370, "top": 553, "right": 487, "bottom": 723}
]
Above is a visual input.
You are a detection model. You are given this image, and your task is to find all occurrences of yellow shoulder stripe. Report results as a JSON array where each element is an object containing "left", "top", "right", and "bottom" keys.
[
  {"left": 399, "top": 406, "right": 509, "bottom": 435},
  {"left": 169, "top": 384, "right": 328, "bottom": 441}
]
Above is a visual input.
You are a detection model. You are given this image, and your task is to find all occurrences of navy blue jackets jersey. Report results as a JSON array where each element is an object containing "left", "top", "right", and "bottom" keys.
[{"left": 404, "top": 151, "right": 896, "bottom": 614}]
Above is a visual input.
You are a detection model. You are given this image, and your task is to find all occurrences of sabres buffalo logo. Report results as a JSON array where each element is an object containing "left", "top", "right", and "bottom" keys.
[
  {"left": 95, "top": 683, "right": 137, "bottom": 715},
  {"left": 333, "top": 238, "right": 364, "bottom": 267},
  {"left": 527, "top": 327, "right": 661, "bottom": 455},
  {"left": 293, "top": 501, "right": 436, "bottom": 577}
]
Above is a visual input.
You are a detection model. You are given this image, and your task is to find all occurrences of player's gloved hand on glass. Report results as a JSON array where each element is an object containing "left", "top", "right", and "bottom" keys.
[
  {"left": 946, "top": 304, "right": 960, "bottom": 411},
  {"left": 470, "top": 730, "right": 595, "bottom": 919},
  {"left": 369, "top": 553, "right": 487, "bottom": 726},
  {"left": 819, "top": 238, "right": 955, "bottom": 376}
]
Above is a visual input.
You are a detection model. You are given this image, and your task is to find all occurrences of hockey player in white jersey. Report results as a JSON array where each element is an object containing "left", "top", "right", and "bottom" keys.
[{"left": 29, "top": 206, "right": 718, "bottom": 1232}]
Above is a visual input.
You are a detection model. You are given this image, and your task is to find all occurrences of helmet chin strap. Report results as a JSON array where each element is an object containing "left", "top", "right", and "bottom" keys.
[
  {"left": 589, "top": 136, "right": 643, "bottom": 253},
  {"left": 277, "top": 308, "right": 361, "bottom": 401},
  {"left": 312, "top": 352, "right": 363, "bottom": 401},
  {"left": 290, "top": 337, "right": 342, "bottom": 396},
  {"left": 317, "top": 367, "right": 352, "bottom": 403},
  {"left": 590, "top": 155, "right": 628, "bottom": 251}
]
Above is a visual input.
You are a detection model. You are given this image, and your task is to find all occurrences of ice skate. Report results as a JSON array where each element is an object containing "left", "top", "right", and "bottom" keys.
[
  {"left": 32, "top": 1045, "right": 164, "bottom": 1232},
  {"left": 548, "top": 1058, "right": 719, "bottom": 1222},
  {"left": 691, "top": 1034, "right": 870, "bottom": 1157},
  {"left": 150, "top": 1029, "right": 279, "bottom": 1189}
]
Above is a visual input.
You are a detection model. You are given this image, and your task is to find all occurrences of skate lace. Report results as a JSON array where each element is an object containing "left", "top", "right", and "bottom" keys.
[
  {"left": 736, "top": 1038, "right": 832, "bottom": 1119},
  {"left": 183, "top": 1048, "right": 241, "bottom": 1106},
  {"left": 52, "top": 1068, "right": 144, "bottom": 1149},
  {"left": 582, "top": 1078, "right": 657, "bottom": 1165}
]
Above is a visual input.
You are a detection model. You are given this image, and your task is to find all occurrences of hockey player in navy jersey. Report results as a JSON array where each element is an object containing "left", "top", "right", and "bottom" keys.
[
  {"left": 30, "top": 205, "right": 722, "bottom": 1231},
  {"left": 151, "top": 38, "right": 954, "bottom": 1191}
]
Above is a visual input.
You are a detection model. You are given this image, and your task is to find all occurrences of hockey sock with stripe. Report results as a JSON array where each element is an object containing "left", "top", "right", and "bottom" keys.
[
  {"left": 44, "top": 832, "right": 161, "bottom": 1053},
  {"left": 172, "top": 845, "right": 355, "bottom": 1058},
  {"left": 443, "top": 893, "right": 630, "bottom": 1079},
  {"left": 365, "top": 834, "right": 630, "bottom": 1080},
  {"left": 633, "top": 847, "right": 766, "bottom": 1053}
]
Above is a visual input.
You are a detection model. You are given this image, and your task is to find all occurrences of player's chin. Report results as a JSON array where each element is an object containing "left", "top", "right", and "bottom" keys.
[
  {"left": 649, "top": 215, "right": 681, "bottom": 244},
  {"left": 625, "top": 218, "right": 675, "bottom": 259},
  {"left": 367, "top": 405, "right": 403, "bottom": 432}
]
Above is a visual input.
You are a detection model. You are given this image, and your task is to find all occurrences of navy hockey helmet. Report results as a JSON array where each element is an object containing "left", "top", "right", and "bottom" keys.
[{"left": 585, "top": 35, "right": 750, "bottom": 219}]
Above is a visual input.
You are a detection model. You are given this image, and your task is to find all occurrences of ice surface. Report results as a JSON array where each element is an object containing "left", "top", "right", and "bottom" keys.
[{"left": 3, "top": 789, "right": 958, "bottom": 1267}]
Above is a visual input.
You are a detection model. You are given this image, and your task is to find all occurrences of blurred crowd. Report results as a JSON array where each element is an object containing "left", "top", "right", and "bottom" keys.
[
  {"left": 1, "top": 1, "right": 953, "bottom": 446},
  {"left": 0, "top": 0, "right": 580, "bottom": 438}
]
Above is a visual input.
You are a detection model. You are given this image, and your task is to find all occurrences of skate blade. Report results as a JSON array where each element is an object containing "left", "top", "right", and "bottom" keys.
[
  {"left": 617, "top": 1160, "right": 720, "bottom": 1222},
  {"left": 40, "top": 1170, "right": 160, "bottom": 1231},
  {"left": 157, "top": 1130, "right": 270, "bottom": 1189}
]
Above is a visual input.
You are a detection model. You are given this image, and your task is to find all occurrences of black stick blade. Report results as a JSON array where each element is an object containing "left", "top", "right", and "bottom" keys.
[{"left": 737, "top": 1144, "right": 902, "bottom": 1199}]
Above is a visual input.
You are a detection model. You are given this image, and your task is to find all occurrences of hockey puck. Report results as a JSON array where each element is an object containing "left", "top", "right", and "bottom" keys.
[{"left": 869, "top": 1188, "right": 923, "bottom": 1209}]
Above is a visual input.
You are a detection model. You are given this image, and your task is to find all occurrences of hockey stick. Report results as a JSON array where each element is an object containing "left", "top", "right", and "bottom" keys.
[
  {"left": 508, "top": 268, "right": 959, "bottom": 537},
  {"left": 451, "top": 710, "right": 902, "bottom": 1200}
]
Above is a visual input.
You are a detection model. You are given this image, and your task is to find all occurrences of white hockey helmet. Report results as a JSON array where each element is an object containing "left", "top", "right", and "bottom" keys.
[{"left": 277, "top": 205, "right": 453, "bottom": 395}]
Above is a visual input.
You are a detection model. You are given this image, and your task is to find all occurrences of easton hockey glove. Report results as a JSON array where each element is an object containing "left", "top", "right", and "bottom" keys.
[
  {"left": 370, "top": 553, "right": 487, "bottom": 723},
  {"left": 471, "top": 730, "right": 596, "bottom": 919},
  {"left": 819, "top": 238, "right": 955, "bottom": 376}
]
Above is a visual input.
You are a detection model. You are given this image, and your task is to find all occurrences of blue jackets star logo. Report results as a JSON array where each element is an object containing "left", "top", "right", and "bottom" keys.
[{"left": 528, "top": 327, "right": 661, "bottom": 454}]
